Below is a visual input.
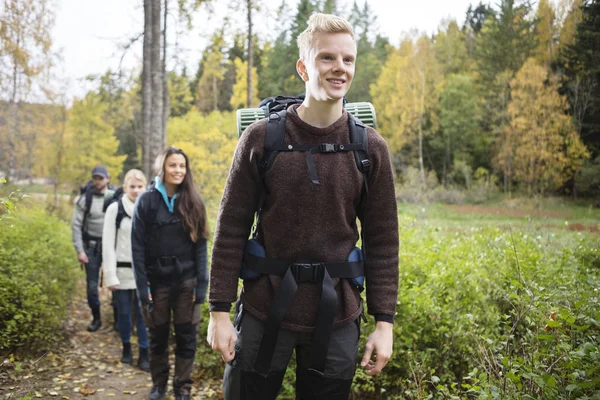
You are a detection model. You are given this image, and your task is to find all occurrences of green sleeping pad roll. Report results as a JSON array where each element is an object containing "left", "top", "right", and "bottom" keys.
[{"left": 236, "top": 102, "right": 377, "bottom": 137}]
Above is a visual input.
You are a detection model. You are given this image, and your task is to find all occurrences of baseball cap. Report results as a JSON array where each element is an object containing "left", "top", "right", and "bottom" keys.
[{"left": 91, "top": 165, "right": 109, "bottom": 179}]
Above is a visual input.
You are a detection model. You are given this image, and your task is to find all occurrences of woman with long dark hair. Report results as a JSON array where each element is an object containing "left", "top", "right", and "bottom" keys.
[{"left": 131, "top": 146, "right": 209, "bottom": 400}]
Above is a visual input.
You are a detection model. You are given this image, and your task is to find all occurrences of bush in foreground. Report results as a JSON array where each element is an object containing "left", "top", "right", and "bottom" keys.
[{"left": 0, "top": 206, "right": 79, "bottom": 353}]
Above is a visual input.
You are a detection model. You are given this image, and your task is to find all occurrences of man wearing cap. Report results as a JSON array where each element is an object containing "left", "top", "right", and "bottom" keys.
[{"left": 72, "top": 165, "right": 115, "bottom": 332}]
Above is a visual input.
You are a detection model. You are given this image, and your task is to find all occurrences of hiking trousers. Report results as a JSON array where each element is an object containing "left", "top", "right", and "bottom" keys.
[
  {"left": 83, "top": 243, "right": 102, "bottom": 313},
  {"left": 223, "top": 301, "right": 361, "bottom": 400},
  {"left": 115, "top": 289, "right": 149, "bottom": 348},
  {"left": 142, "top": 278, "right": 201, "bottom": 396}
]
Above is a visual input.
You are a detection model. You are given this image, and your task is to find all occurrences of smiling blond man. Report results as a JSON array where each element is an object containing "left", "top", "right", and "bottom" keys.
[{"left": 208, "top": 13, "right": 399, "bottom": 400}]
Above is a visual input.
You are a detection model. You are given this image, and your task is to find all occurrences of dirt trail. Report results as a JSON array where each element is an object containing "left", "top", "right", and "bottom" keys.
[{"left": 0, "top": 284, "right": 222, "bottom": 400}]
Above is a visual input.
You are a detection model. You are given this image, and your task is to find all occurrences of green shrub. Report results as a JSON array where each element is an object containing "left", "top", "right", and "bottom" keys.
[
  {"left": 0, "top": 206, "right": 80, "bottom": 352},
  {"left": 198, "top": 212, "right": 600, "bottom": 399},
  {"left": 351, "top": 218, "right": 600, "bottom": 399}
]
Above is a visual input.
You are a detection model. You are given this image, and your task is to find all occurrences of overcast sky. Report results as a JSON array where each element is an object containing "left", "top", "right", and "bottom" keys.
[{"left": 53, "top": 0, "right": 476, "bottom": 98}]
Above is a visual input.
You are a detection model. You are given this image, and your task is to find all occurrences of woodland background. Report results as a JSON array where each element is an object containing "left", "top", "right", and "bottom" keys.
[
  {"left": 0, "top": 0, "right": 599, "bottom": 201},
  {"left": 1, "top": 0, "right": 600, "bottom": 399}
]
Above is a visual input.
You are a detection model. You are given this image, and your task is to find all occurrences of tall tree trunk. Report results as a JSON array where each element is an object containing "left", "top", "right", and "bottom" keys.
[
  {"left": 162, "top": 0, "right": 169, "bottom": 147},
  {"left": 7, "top": 36, "right": 21, "bottom": 184},
  {"left": 142, "top": 0, "right": 165, "bottom": 178},
  {"left": 151, "top": 0, "right": 163, "bottom": 167},
  {"left": 142, "top": 0, "right": 153, "bottom": 178},
  {"left": 418, "top": 68, "right": 426, "bottom": 187},
  {"left": 247, "top": 0, "right": 254, "bottom": 107}
]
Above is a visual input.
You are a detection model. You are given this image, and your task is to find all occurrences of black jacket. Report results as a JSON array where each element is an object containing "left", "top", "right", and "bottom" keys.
[{"left": 131, "top": 188, "right": 208, "bottom": 305}]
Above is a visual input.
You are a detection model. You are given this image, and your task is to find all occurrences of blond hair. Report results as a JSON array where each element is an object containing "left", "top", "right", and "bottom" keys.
[
  {"left": 123, "top": 169, "right": 147, "bottom": 187},
  {"left": 297, "top": 13, "right": 355, "bottom": 61}
]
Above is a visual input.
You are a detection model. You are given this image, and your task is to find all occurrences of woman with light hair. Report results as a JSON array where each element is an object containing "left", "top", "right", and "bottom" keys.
[{"left": 102, "top": 169, "right": 150, "bottom": 372}]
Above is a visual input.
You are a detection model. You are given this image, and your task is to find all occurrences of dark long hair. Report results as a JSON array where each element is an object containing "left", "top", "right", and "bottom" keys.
[{"left": 154, "top": 146, "right": 209, "bottom": 242}]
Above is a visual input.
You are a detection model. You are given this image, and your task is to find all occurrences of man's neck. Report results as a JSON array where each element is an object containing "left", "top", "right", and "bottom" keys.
[
  {"left": 297, "top": 97, "right": 344, "bottom": 128},
  {"left": 94, "top": 187, "right": 106, "bottom": 195}
]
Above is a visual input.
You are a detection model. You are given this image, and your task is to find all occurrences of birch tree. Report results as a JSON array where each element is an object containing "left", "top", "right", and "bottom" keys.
[{"left": 0, "top": 0, "right": 54, "bottom": 181}]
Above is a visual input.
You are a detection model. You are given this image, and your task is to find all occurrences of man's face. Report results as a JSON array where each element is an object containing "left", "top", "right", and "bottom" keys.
[
  {"left": 92, "top": 175, "right": 109, "bottom": 192},
  {"left": 298, "top": 32, "right": 356, "bottom": 103}
]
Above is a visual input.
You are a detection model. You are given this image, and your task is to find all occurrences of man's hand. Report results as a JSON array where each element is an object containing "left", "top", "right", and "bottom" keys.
[
  {"left": 108, "top": 285, "right": 119, "bottom": 291},
  {"left": 207, "top": 312, "right": 237, "bottom": 363},
  {"left": 361, "top": 321, "right": 393, "bottom": 376},
  {"left": 77, "top": 251, "right": 89, "bottom": 264}
]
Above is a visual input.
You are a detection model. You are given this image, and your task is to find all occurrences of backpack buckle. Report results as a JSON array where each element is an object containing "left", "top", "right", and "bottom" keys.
[
  {"left": 361, "top": 159, "right": 371, "bottom": 171},
  {"left": 290, "top": 263, "right": 324, "bottom": 283},
  {"left": 320, "top": 143, "right": 337, "bottom": 153}
]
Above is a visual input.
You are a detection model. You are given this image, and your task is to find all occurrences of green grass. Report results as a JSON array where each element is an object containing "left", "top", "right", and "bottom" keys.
[{"left": 398, "top": 197, "right": 600, "bottom": 232}]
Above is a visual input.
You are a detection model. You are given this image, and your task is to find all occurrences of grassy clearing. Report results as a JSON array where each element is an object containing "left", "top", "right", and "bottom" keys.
[{"left": 351, "top": 199, "right": 600, "bottom": 399}]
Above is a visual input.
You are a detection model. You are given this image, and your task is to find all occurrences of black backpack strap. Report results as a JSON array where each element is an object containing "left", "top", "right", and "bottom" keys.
[
  {"left": 348, "top": 114, "right": 370, "bottom": 257},
  {"left": 115, "top": 198, "right": 130, "bottom": 231},
  {"left": 243, "top": 252, "right": 364, "bottom": 376},
  {"left": 81, "top": 189, "right": 95, "bottom": 241},
  {"left": 252, "top": 110, "right": 287, "bottom": 237},
  {"left": 348, "top": 114, "right": 370, "bottom": 177},
  {"left": 114, "top": 198, "right": 125, "bottom": 248}
]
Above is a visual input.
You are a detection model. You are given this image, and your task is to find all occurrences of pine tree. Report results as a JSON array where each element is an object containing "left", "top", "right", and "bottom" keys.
[{"left": 560, "top": 0, "right": 600, "bottom": 157}]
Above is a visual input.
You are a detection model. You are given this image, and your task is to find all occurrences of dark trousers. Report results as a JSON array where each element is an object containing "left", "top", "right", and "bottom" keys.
[
  {"left": 115, "top": 289, "right": 149, "bottom": 348},
  {"left": 142, "top": 278, "right": 201, "bottom": 395},
  {"left": 223, "top": 302, "right": 360, "bottom": 400},
  {"left": 84, "top": 245, "right": 102, "bottom": 313}
]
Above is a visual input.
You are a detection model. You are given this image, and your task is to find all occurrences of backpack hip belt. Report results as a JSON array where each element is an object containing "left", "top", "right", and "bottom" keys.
[{"left": 242, "top": 250, "right": 364, "bottom": 377}]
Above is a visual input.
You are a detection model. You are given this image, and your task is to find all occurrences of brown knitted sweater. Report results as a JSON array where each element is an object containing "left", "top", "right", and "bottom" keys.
[{"left": 209, "top": 105, "right": 399, "bottom": 332}]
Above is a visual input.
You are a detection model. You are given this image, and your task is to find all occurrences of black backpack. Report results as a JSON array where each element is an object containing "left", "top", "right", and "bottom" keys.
[
  {"left": 249, "top": 95, "right": 371, "bottom": 244},
  {"left": 103, "top": 187, "right": 129, "bottom": 232},
  {"left": 79, "top": 181, "right": 116, "bottom": 241}
]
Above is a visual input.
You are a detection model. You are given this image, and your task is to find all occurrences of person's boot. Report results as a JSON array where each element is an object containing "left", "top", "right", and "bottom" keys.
[
  {"left": 174, "top": 387, "right": 190, "bottom": 400},
  {"left": 147, "top": 386, "right": 166, "bottom": 400},
  {"left": 87, "top": 309, "right": 101, "bottom": 332},
  {"left": 121, "top": 342, "right": 133, "bottom": 365},
  {"left": 137, "top": 347, "right": 150, "bottom": 372}
]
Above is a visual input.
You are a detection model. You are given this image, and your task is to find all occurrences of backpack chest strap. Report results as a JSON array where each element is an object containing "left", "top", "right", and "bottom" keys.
[{"left": 271, "top": 142, "right": 366, "bottom": 184}]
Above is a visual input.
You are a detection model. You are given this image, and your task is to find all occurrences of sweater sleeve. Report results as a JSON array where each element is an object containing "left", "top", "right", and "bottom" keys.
[
  {"left": 102, "top": 202, "right": 120, "bottom": 288},
  {"left": 208, "top": 121, "right": 266, "bottom": 306},
  {"left": 359, "top": 129, "right": 399, "bottom": 319},
  {"left": 71, "top": 196, "right": 85, "bottom": 254},
  {"left": 131, "top": 191, "right": 151, "bottom": 304},
  {"left": 194, "top": 237, "right": 208, "bottom": 304}
]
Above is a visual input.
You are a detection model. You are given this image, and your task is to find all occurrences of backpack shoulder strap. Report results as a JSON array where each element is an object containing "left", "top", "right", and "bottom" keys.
[
  {"left": 84, "top": 188, "right": 94, "bottom": 215},
  {"left": 115, "top": 198, "right": 129, "bottom": 231},
  {"left": 348, "top": 114, "right": 370, "bottom": 176},
  {"left": 252, "top": 110, "right": 287, "bottom": 238},
  {"left": 259, "top": 109, "right": 288, "bottom": 174},
  {"left": 348, "top": 114, "right": 370, "bottom": 258},
  {"left": 146, "top": 189, "right": 161, "bottom": 226}
]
